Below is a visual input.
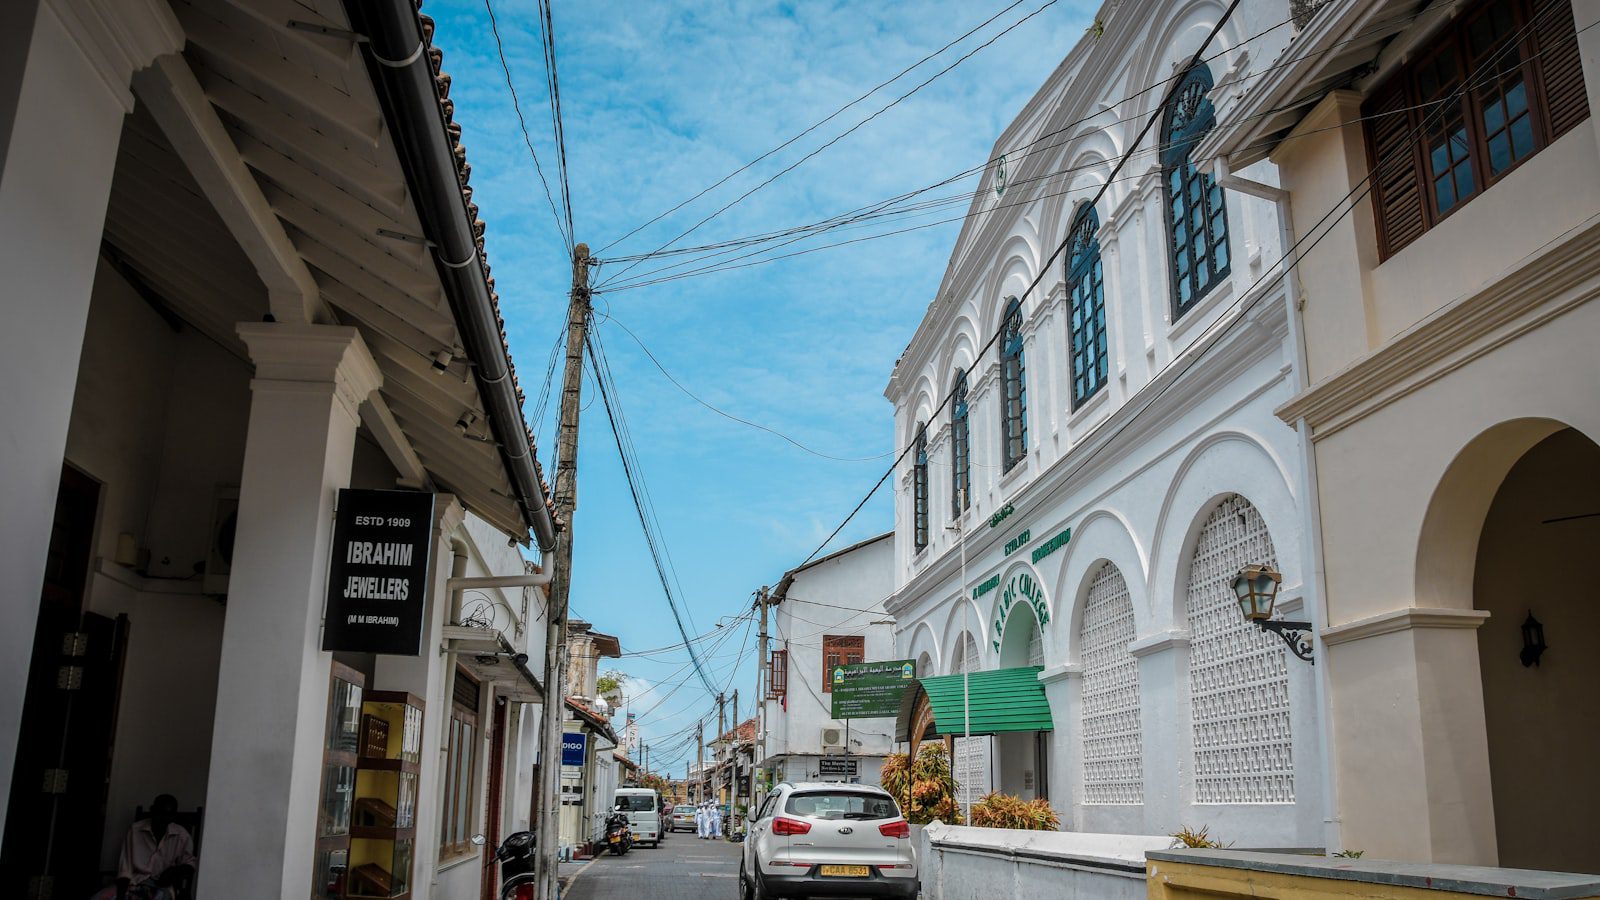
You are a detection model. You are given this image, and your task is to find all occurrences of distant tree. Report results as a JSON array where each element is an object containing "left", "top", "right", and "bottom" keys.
[{"left": 596, "top": 669, "right": 625, "bottom": 704}]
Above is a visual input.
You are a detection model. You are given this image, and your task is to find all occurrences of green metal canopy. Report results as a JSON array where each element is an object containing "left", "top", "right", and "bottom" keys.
[{"left": 894, "top": 666, "right": 1053, "bottom": 742}]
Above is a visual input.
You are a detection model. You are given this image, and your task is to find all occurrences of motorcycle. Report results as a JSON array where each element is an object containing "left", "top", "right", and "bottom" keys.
[
  {"left": 472, "top": 830, "right": 537, "bottom": 900},
  {"left": 604, "top": 806, "right": 633, "bottom": 856}
]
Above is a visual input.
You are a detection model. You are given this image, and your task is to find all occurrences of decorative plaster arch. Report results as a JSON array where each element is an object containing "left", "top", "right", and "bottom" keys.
[
  {"left": 1415, "top": 417, "right": 1592, "bottom": 610},
  {"left": 1047, "top": 508, "right": 1150, "bottom": 665},
  {"left": 1149, "top": 430, "right": 1302, "bottom": 631},
  {"left": 988, "top": 560, "right": 1052, "bottom": 662},
  {"left": 940, "top": 595, "right": 988, "bottom": 674},
  {"left": 906, "top": 620, "right": 942, "bottom": 676},
  {"left": 1129, "top": 0, "right": 1242, "bottom": 122}
]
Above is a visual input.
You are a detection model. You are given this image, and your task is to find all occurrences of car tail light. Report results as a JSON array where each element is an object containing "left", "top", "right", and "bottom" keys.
[
  {"left": 879, "top": 820, "right": 911, "bottom": 839},
  {"left": 511, "top": 885, "right": 535, "bottom": 900},
  {"left": 771, "top": 816, "right": 812, "bottom": 836}
]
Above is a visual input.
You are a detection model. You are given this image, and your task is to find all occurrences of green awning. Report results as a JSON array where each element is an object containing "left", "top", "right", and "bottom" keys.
[{"left": 895, "top": 666, "right": 1053, "bottom": 741}]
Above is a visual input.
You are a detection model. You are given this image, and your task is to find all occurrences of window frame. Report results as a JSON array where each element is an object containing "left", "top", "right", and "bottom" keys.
[
  {"left": 999, "top": 298, "right": 1028, "bottom": 473},
  {"left": 768, "top": 649, "right": 788, "bottom": 700},
  {"left": 1065, "top": 203, "right": 1109, "bottom": 408},
  {"left": 950, "top": 371, "right": 970, "bottom": 518},
  {"left": 1161, "top": 63, "right": 1231, "bottom": 320},
  {"left": 439, "top": 668, "right": 481, "bottom": 861},
  {"left": 1365, "top": 0, "right": 1586, "bottom": 258},
  {"left": 821, "top": 635, "right": 865, "bottom": 693}
]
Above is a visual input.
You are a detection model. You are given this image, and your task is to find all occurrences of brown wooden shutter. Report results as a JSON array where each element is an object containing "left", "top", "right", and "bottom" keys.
[
  {"left": 1533, "top": 0, "right": 1591, "bottom": 139},
  {"left": 1365, "top": 76, "right": 1427, "bottom": 259},
  {"left": 768, "top": 650, "right": 787, "bottom": 699}
]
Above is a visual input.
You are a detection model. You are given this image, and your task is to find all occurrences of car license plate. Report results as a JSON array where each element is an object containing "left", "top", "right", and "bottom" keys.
[{"left": 820, "top": 865, "right": 869, "bottom": 877}]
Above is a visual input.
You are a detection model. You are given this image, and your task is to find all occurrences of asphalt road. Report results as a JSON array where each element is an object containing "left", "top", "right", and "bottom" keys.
[{"left": 562, "top": 831, "right": 743, "bottom": 900}]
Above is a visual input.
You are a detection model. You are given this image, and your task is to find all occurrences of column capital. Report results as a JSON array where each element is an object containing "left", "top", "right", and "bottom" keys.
[{"left": 237, "top": 323, "right": 382, "bottom": 419}]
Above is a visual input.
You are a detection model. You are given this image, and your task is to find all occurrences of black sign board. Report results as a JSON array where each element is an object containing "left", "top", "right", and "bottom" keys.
[
  {"left": 322, "top": 489, "right": 435, "bottom": 655},
  {"left": 818, "top": 757, "right": 859, "bottom": 778}
]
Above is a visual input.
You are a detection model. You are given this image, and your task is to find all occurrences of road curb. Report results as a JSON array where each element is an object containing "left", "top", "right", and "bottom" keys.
[{"left": 558, "top": 854, "right": 602, "bottom": 894}]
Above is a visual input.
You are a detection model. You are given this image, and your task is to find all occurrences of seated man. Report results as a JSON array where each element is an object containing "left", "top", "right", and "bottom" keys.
[{"left": 92, "top": 794, "right": 196, "bottom": 900}]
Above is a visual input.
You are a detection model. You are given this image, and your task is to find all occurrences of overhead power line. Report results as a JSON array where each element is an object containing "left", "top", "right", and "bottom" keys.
[
  {"left": 596, "top": 0, "right": 1064, "bottom": 289},
  {"left": 597, "top": 0, "right": 1036, "bottom": 256},
  {"left": 481, "top": 0, "right": 570, "bottom": 251}
]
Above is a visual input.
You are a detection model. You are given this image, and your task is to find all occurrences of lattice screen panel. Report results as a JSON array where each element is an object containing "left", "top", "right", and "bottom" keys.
[
  {"left": 1080, "top": 563, "right": 1143, "bottom": 805},
  {"left": 951, "top": 633, "right": 991, "bottom": 806},
  {"left": 1186, "top": 495, "right": 1294, "bottom": 804}
]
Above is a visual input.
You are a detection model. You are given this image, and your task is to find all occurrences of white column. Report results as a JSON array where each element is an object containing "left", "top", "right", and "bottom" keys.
[
  {"left": 1130, "top": 631, "right": 1191, "bottom": 835},
  {"left": 197, "top": 323, "right": 382, "bottom": 899},
  {"left": 0, "top": 0, "right": 180, "bottom": 824}
]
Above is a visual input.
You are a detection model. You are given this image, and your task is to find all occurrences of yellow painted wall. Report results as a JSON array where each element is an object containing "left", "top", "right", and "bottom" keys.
[{"left": 1146, "top": 858, "right": 1600, "bottom": 900}]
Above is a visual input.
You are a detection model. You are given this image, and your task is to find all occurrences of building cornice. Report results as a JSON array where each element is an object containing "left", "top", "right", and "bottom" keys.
[
  {"left": 1321, "top": 607, "right": 1490, "bottom": 647},
  {"left": 1276, "top": 216, "right": 1600, "bottom": 438}
]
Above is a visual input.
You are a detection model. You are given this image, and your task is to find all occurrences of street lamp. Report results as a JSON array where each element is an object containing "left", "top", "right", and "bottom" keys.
[{"left": 1231, "top": 564, "right": 1314, "bottom": 664}]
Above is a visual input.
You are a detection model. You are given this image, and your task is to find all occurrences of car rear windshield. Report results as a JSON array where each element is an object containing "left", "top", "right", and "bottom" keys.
[
  {"left": 784, "top": 790, "right": 900, "bottom": 821},
  {"left": 674, "top": 806, "right": 695, "bottom": 814},
  {"left": 616, "top": 794, "right": 655, "bottom": 812}
]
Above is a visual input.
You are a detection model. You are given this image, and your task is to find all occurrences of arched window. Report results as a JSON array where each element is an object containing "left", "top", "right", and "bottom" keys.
[
  {"left": 913, "top": 424, "right": 929, "bottom": 552},
  {"left": 1162, "top": 63, "right": 1231, "bottom": 318},
  {"left": 1080, "top": 563, "right": 1142, "bottom": 805},
  {"left": 1000, "top": 298, "right": 1027, "bottom": 472},
  {"left": 950, "top": 372, "right": 970, "bottom": 517},
  {"left": 1066, "top": 205, "right": 1108, "bottom": 407},
  {"left": 1185, "top": 495, "right": 1293, "bottom": 803}
]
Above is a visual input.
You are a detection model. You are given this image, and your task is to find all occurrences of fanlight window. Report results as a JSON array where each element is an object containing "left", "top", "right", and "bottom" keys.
[
  {"left": 1066, "top": 205, "right": 1108, "bottom": 407},
  {"left": 1000, "top": 299, "right": 1027, "bottom": 472},
  {"left": 1162, "top": 64, "right": 1231, "bottom": 318}
]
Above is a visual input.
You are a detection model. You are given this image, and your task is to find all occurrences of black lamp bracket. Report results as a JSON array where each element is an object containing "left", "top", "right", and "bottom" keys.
[{"left": 1254, "top": 619, "right": 1315, "bottom": 664}]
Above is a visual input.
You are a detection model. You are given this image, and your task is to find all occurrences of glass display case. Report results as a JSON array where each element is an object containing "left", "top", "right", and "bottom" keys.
[
  {"left": 314, "top": 663, "right": 365, "bottom": 900},
  {"left": 348, "top": 691, "right": 424, "bottom": 899}
]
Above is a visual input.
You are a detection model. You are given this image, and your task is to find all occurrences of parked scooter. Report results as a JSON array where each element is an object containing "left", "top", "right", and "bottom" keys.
[
  {"left": 472, "top": 830, "right": 537, "bottom": 900},
  {"left": 604, "top": 805, "right": 633, "bottom": 856}
]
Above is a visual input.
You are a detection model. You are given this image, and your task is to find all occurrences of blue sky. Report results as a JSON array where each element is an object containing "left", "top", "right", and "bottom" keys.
[{"left": 429, "top": 0, "right": 1092, "bottom": 775}]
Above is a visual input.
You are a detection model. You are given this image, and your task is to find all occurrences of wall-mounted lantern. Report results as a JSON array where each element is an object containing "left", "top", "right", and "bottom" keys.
[
  {"left": 1231, "top": 564, "right": 1314, "bottom": 664},
  {"left": 1520, "top": 612, "right": 1547, "bottom": 667}
]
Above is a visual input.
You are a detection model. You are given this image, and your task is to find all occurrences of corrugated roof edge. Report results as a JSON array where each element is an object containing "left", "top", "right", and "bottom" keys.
[{"left": 345, "top": 0, "right": 559, "bottom": 551}]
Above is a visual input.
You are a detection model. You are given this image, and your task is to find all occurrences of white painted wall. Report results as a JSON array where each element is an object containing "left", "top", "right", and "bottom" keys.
[
  {"left": 916, "top": 823, "right": 1170, "bottom": 900},
  {"left": 763, "top": 535, "right": 897, "bottom": 785},
  {"left": 882, "top": 0, "right": 1323, "bottom": 850}
]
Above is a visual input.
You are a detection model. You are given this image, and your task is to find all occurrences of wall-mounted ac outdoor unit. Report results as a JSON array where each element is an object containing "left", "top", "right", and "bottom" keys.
[{"left": 820, "top": 727, "right": 844, "bottom": 754}]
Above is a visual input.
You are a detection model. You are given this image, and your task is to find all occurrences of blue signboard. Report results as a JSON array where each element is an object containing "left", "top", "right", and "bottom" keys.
[{"left": 561, "top": 732, "right": 587, "bottom": 767}]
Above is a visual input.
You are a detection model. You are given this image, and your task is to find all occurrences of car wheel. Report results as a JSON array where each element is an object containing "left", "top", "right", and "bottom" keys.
[{"left": 738, "top": 861, "right": 754, "bottom": 900}]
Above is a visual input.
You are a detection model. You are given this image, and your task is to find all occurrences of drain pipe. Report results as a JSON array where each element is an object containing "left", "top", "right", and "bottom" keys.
[{"left": 1218, "top": 159, "right": 1342, "bottom": 854}]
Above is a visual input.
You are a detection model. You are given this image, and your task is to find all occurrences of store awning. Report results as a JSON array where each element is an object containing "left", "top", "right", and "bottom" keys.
[{"left": 895, "top": 667, "right": 1053, "bottom": 742}]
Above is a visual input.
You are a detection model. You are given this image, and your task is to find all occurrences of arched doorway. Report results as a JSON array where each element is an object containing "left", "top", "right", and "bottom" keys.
[
  {"left": 1080, "top": 562, "right": 1141, "bottom": 806},
  {"left": 1474, "top": 427, "right": 1600, "bottom": 873},
  {"left": 995, "top": 593, "right": 1048, "bottom": 801}
]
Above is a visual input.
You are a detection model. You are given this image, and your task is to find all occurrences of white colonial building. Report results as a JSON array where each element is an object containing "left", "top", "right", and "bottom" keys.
[{"left": 885, "top": 0, "right": 1328, "bottom": 849}]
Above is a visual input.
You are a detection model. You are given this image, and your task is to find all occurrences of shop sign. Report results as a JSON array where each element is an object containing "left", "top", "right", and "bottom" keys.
[
  {"left": 1030, "top": 527, "right": 1072, "bottom": 564},
  {"left": 1003, "top": 528, "right": 1031, "bottom": 556},
  {"left": 322, "top": 489, "right": 435, "bottom": 655},
  {"left": 987, "top": 503, "right": 1016, "bottom": 529},
  {"left": 991, "top": 570, "right": 1049, "bottom": 654},
  {"left": 818, "top": 757, "right": 859, "bottom": 777},
  {"left": 830, "top": 660, "right": 916, "bottom": 719},
  {"left": 561, "top": 732, "right": 587, "bottom": 767},
  {"left": 971, "top": 574, "right": 1001, "bottom": 601}
]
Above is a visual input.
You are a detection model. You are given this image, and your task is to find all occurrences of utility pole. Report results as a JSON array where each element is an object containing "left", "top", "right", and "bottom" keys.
[
  {"left": 695, "top": 719, "right": 704, "bottom": 802},
  {"left": 716, "top": 693, "right": 726, "bottom": 805},
  {"left": 755, "top": 587, "right": 769, "bottom": 817},
  {"left": 536, "top": 243, "right": 590, "bottom": 900}
]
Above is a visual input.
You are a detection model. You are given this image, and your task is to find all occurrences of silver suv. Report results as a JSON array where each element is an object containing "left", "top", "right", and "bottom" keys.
[{"left": 739, "top": 782, "right": 916, "bottom": 899}]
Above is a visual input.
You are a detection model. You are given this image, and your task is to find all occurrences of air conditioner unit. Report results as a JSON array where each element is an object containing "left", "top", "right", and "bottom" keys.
[
  {"left": 203, "top": 486, "right": 239, "bottom": 596},
  {"left": 820, "top": 727, "right": 844, "bottom": 754}
]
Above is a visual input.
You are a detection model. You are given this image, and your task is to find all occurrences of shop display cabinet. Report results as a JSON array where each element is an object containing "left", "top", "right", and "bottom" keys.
[{"left": 347, "top": 691, "right": 424, "bottom": 899}]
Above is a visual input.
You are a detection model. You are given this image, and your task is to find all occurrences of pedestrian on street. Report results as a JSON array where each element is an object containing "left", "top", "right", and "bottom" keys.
[
  {"left": 695, "top": 800, "right": 708, "bottom": 839},
  {"left": 709, "top": 801, "right": 723, "bottom": 840}
]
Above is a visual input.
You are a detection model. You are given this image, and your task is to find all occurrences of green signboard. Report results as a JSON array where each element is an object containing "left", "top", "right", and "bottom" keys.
[{"left": 830, "top": 659, "right": 917, "bottom": 719}]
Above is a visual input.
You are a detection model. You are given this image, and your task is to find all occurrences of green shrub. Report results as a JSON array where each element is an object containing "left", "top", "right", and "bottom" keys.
[
  {"left": 881, "top": 744, "right": 962, "bottom": 825},
  {"left": 969, "top": 792, "right": 1060, "bottom": 830},
  {"left": 1170, "top": 825, "right": 1228, "bottom": 849}
]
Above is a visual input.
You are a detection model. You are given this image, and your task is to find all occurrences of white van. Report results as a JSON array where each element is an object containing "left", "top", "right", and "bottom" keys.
[{"left": 612, "top": 787, "right": 661, "bottom": 848}]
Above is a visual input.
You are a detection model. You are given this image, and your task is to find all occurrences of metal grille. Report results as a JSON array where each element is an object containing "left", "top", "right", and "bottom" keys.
[
  {"left": 1186, "top": 495, "right": 1294, "bottom": 804},
  {"left": 952, "top": 633, "right": 991, "bottom": 806},
  {"left": 1080, "top": 563, "right": 1142, "bottom": 804},
  {"left": 1026, "top": 620, "right": 1044, "bottom": 667}
]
